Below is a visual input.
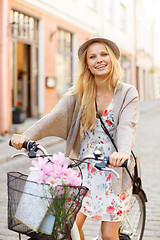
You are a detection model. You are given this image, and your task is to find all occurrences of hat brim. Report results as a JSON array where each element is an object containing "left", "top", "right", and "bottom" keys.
[{"left": 78, "top": 37, "right": 120, "bottom": 60}]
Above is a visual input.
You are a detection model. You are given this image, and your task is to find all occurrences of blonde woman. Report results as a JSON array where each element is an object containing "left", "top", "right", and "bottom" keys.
[{"left": 11, "top": 34, "right": 139, "bottom": 240}]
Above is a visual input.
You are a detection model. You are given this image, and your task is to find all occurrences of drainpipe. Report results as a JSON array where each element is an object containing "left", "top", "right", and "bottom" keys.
[{"left": 0, "top": 0, "right": 9, "bottom": 135}]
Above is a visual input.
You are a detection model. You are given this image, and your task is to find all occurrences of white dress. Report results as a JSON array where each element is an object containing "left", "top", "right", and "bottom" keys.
[{"left": 79, "top": 101, "right": 132, "bottom": 222}]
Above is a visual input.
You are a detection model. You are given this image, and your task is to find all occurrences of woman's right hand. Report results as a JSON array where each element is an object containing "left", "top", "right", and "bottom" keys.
[{"left": 11, "top": 134, "right": 29, "bottom": 150}]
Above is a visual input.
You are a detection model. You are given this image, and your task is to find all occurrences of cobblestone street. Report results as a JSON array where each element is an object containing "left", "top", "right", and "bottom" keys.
[
  {"left": 133, "top": 101, "right": 160, "bottom": 240},
  {"left": 0, "top": 100, "right": 160, "bottom": 240}
]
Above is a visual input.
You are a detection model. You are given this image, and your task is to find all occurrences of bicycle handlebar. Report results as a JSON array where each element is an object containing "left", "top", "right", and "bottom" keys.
[
  {"left": 9, "top": 140, "right": 48, "bottom": 157},
  {"left": 9, "top": 140, "right": 128, "bottom": 169},
  {"left": 9, "top": 140, "right": 37, "bottom": 150},
  {"left": 70, "top": 155, "right": 128, "bottom": 169}
]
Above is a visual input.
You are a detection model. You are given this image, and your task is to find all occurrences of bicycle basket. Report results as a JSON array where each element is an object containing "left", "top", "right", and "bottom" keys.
[{"left": 7, "top": 172, "right": 88, "bottom": 240}]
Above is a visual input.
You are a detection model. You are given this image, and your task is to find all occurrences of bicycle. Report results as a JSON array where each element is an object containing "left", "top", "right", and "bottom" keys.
[{"left": 8, "top": 140, "right": 147, "bottom": 240}]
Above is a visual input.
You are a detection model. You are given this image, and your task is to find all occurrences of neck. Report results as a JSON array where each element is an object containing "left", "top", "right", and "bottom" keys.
[{"left": 95, "top": 76, "right": 112, "bottom": 94}]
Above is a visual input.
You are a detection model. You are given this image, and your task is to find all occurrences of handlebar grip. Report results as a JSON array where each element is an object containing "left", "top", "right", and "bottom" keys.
[
  {"left": 105, "top": 156, "right": 129, "bottom": 168},
  {"left": 9, "top": 140, "right": 35, "bottom": 150},
  {"left": 95, "top": 157, "right": 129, "bottom": 170},
  {"left": 22, "top": 141, "right": 32, "bottom": 149}
]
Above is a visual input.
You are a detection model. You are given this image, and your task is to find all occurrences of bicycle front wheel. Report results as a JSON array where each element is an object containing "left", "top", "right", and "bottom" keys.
[{"left": 119, "top": 190, "right": 146, "bottom": 240}]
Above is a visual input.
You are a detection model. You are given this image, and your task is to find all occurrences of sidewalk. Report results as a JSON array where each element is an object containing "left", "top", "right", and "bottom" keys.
[
  {"left": 139, "top": 98, "right": 160, "bottom": 113},
  {"left": 0, "top": 98, "right": 160, "bottom": 164}
]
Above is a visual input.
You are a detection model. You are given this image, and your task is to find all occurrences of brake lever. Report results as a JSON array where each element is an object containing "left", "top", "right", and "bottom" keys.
[
  {"left": 100, "top": 166, "right": 120, "bottom": 179},
  {"left": 11, "top": 152, "right": 29, "bottom": 159},
  {"left": 94, "top": 156, "right": 120, "bottom": 179}
]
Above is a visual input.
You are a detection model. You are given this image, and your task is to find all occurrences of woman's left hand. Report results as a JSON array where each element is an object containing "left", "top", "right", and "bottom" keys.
[{"left": 109, "top": 152, "right": 129, "bottom": 167}]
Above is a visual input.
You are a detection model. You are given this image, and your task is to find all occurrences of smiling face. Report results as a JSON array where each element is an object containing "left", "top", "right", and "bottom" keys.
[{"left": 86, "top": 42, "right": 112, "bottom": 79}]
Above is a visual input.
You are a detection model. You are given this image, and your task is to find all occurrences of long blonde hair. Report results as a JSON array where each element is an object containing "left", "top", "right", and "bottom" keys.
[{"left": 70, "top": 42, "right": 122, "bottom": 130}]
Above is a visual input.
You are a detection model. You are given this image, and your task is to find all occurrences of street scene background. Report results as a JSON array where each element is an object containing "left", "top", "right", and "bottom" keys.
[{"left": 0, "top": 0, "right": 160, "bottom": 239}]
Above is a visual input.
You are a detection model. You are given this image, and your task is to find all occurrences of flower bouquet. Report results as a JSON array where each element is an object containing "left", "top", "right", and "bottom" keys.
[{"left": 13, "top": 153, "right": 88, "bottom": 239}]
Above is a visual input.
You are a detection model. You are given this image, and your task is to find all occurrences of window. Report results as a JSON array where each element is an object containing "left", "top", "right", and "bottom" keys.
[
  {"left": 57, "top": 28, "right": 73, "bottom": 96},
  {"left": 10, "top": 10, "right": 38, "bottom": 41}
]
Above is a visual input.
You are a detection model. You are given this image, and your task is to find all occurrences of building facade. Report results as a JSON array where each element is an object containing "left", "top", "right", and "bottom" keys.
[
  {"left": 135, "top": 0, "right": 154, "bottom": 101},
  {"left": 0, "top": 0, "right": 159, "bottom": 135}
]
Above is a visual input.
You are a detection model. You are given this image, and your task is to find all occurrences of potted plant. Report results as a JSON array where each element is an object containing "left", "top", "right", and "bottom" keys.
[{"left": 12, "top": 102, "right": 26, "bottom": 124}]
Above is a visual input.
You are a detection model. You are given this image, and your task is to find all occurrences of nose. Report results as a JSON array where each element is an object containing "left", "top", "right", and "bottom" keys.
[{"left": 97, "top": 55, "right": 103, "bottom": 63}]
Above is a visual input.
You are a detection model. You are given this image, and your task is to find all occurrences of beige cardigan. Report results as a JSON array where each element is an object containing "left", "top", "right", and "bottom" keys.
[{"left": 23, "top": 82, "right": 139, "bottom": 195}]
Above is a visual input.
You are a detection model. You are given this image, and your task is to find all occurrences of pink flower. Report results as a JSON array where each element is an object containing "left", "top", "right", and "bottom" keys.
[
  {"left": 91, "top": 167, "right": 96, "bottom": 174},
  {"left": 120, "top": 192, "right": 126, "bottom": 201},
  {"left": 42, "top": 162, "right": 54, "bottom": 175},
  {"left": 105, "top": 120, "right": 113, "bottom": 125},
  {"left": 30, "top": 152, "right": 81, "bottom": 187},
  {"left": 92, "top": 215, "right": 102, "bottom": 220},
  {"left": 87, "top": 163, "right": 90, "bottom": 171},
  {"left": 85, "top": 192, "right": 88, "bottom": 197},
  {"left": 117, "top": 210, "right": 122, "bottom": 216},
  {"left": 83, "top": 206, "right": 86, "bottom": 213},
  {"left": 103, "top": 109, "right": 108, "bottom": 116},
  {"left": 106, "top": 173, "right": 111, "bottom": 182},
  {"left": 106, "top": 206, "right": 115, "bottom": 213},
  {"left": 31, "top": 157, "right": 48, "bottom": 170}
]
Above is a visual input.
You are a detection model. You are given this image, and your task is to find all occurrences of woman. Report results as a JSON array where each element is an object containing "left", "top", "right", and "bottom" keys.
[{"left": 11, "top": 34, "right": 139, "bottom": 240}]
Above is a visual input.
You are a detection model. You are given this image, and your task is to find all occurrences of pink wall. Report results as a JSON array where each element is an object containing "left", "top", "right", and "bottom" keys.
[{"left": 0, "top": 0, "right": 11, "bottom": 134}]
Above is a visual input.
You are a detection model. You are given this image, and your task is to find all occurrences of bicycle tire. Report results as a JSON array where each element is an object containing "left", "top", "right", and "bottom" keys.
[{"left": 119, "top": 190, "right": 146, "bottom": 240}]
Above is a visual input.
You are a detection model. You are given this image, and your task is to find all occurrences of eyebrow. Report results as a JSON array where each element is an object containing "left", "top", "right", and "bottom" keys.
[{"left": 88, "top": 50, "right": 109, "bottom": 56}]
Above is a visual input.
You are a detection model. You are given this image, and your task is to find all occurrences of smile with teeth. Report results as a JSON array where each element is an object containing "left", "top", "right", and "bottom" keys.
[{"left": 95, "top": 64, "right": 107, "bottom": 70}]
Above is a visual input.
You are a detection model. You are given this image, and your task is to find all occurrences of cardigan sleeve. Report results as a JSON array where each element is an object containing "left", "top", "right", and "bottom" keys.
[
  {"left": 22, "top": 94, "right": 76, "bottom": 141},
  {"left": 116, "top": 86, "right": 139, "bottom": 154}
]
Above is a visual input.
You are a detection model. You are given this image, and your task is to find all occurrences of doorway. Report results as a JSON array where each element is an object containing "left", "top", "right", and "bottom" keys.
[
  {"left": 11, "top": 40, "right": 39, "bottom": 120},
  {"left": 12, "top": 42, "right": 31, "bottom": 117},
  {"left": 10, "top": 10, "right": 39, "bottom": 121}
]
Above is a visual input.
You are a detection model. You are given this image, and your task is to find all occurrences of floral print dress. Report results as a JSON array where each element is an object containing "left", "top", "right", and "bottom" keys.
[{"left": 79, "top": 101, "right": 132, "bottom": 222}]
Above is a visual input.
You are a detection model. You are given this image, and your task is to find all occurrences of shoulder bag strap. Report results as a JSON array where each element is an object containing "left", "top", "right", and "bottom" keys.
[
  {"left": 96, "top": 111, "right": 118, "bottom": 152},
  {"left": 95, "top": 101, "right": 136, "bottom": 160},
  {"left": 95, "top": 101, "right": 135, "bottom": 182}
]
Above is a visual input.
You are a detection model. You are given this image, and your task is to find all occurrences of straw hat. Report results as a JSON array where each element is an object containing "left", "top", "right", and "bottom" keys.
[{"left": 78, "top": 34, "right": 120, "bottom": 60}]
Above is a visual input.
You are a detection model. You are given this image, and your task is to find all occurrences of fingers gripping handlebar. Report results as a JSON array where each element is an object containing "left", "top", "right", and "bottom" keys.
[
  {"left": 9, "top": 140, "right": 37, "bottom": 150},
  {"left": 9, "top": 140, "right": 49, "bottom": 157},
  {"left": 95, "top": 156, "right": 128, "bottom": 170},
  {"left": 9, "top": 140, "right": 40, "bottom": 158}
]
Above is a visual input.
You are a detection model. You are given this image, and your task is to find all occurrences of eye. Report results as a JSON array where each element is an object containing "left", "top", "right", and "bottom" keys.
[
  {"left": 101, "top": 53, "right": 109, "bottom": 56},
  {"left": 89, "top": 55, "right": 96, "bottom": 59}
]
